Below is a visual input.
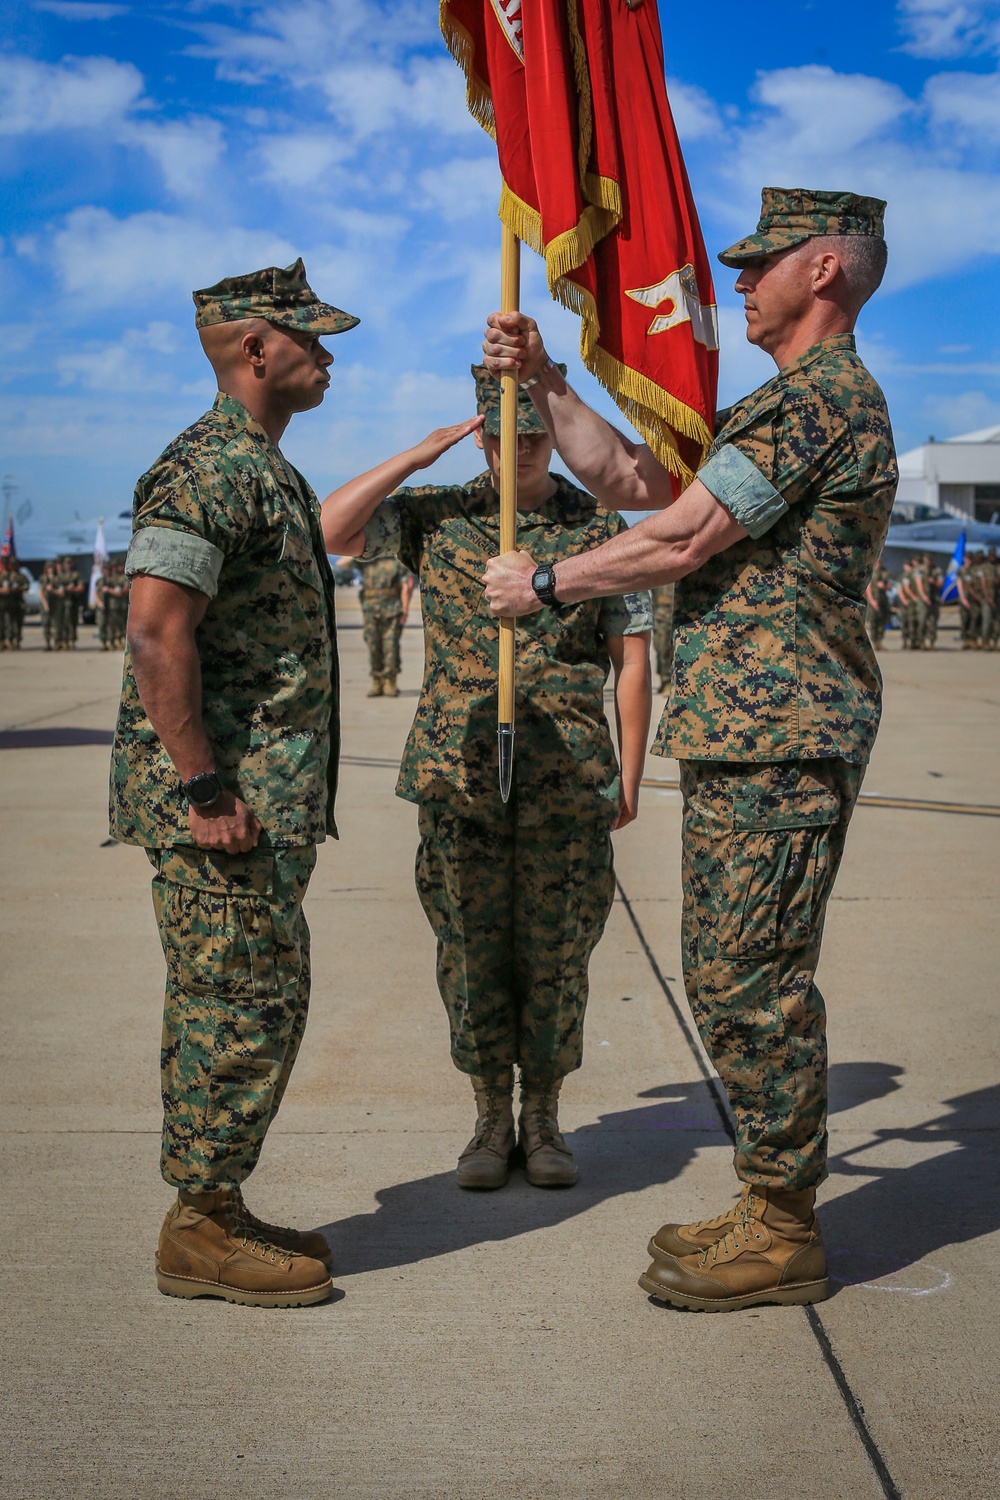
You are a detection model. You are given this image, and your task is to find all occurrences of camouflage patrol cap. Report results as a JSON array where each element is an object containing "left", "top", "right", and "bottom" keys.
[
  {"left": 718, "top": 187, "right": 886, "bottom": 268},
  {"left": 472, "top": 362, "right": 566, "bottom": 436},
  {"left": 192, "top": 258, "right": 360, "bottom": 335}
]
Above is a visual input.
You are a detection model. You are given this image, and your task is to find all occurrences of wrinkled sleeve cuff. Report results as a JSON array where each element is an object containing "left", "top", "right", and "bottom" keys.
[
  {"left": 125, "top": 526, "right": 224, "bottom": 598},
  {"left": 599, "top": 589, "right": 654, "bottom": 637},
  {"left": 698, "top": 443, "right": 788, "bottom": 539}
]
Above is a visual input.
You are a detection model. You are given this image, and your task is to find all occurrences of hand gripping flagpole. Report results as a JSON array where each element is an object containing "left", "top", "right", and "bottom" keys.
[{"left": 497, "top": 222, "right": 520, "bottom": 804}]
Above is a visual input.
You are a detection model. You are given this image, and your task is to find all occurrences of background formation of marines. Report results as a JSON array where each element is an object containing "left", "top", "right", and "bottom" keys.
[
  {"left": 0, "top": 556, "right": 28, "bottom": 648},
  {"left": 95, "top": 559, "right": 131, "bottom": 649},
  {"left": 39, "top": 559, "right": 86, "bottom": 650},
  {"left": 957, "top": 548, "right": 999, "bottom": 649}
]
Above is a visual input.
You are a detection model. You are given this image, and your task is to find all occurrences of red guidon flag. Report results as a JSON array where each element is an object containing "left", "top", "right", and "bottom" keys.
[{"left": 441, "top": 0, "right": 718, "bottom": 486}]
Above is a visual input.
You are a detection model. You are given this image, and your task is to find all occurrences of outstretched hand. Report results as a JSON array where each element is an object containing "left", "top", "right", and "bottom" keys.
[
  {"left": 409, "top": 416, "right": 484, "bottom": 471},
  {"left": 482, "top": 550, "right": 541, "bottom": 617}
]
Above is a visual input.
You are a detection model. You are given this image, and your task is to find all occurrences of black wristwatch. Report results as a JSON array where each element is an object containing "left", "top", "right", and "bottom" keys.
[
  {"left": 531, "top": 563, "right": 562, "bottom": 609},
  {"left": 182, "top": 771, "right": 224, "bottom": 809}
]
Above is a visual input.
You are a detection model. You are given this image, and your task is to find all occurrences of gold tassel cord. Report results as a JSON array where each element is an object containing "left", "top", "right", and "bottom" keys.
[{"left": 440, "top": 5, "right": 498, "bottom": 142}]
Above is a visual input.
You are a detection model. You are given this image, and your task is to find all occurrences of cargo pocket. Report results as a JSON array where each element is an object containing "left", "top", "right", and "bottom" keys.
[
  {"left": 157, "top": 849, "right": 277, "bottom": 999},
  {"left": 720, "top": 781, "right": 840, "bottom": 960}
]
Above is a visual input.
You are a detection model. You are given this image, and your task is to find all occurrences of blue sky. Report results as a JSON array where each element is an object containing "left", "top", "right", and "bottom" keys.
[{"left": 5, "top": 0, "right": 1000, "bottom": 527}]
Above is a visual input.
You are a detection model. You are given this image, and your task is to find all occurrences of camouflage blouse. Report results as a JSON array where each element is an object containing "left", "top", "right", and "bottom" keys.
[
  {"left": 110, "top": 393, "right": 339, "bottom": 848},
  {"left": 357, "top": 556, "right": 410, "bottom": 612},
  {"left": 656, "top": 334, "right": 897, "bottom": 765},
  {"left": 362, "top": 472, "right": 652, "bottom": 821}
]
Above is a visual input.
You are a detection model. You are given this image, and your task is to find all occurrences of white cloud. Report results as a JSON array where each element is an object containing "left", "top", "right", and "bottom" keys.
[
  {"left": 317, "top": 57, "right": 481, "bottom": 141},
  {"left": 56, "top": 321, "right": 184, "bottom": 392},
  {"left": 416, "top": 157, "right": 500, "bottom": 223},
  {"left": 924, "top": 68, "right": 1000, "bottom": 140},
  {"left": 122, "top": 117, "right": 226, "bottom": 199},
  {"left": 259, "top": 132, "right": 352, "bottom": 189},
  {"left": 690, "top": 62, "right": 1000, "bottom": 291},
  {"left": 187, "top": 0, "right": 437, "bottom": 86},
  {"left": 19, "top": 207, "right": 300, "bottom": 309},
  {"left": 666, "top": 79, "right": 723, "bottom": 144},
  {"left": 897, "top": 0, "right": 1000, "bottom": 58},
  {"left": 35, "top": 2, "right": 130, "bottom": 18},
  {"left": 0, "top": 52, "right": 143, "bottom": 134},
  {"left": 920, "top": 387, "right": 1000, "bottom": 434}
]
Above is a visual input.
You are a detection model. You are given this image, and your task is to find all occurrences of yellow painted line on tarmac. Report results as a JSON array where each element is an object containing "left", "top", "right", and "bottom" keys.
[{"left": 640, "top": 778, "right": 1000, "bottom": 819}]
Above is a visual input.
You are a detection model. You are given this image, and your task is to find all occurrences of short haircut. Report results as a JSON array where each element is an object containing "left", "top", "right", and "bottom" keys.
[{"left": 825, "top": 234, "right": 888, "bottom": 307}]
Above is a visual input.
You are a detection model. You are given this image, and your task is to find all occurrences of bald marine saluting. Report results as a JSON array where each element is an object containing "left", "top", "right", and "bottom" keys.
[
  {"left": 482, "top": 188, "right": 898, "bottom": 1313},
  {"left": 110, "top": 259, "right": 357, "bottom": 1309}
]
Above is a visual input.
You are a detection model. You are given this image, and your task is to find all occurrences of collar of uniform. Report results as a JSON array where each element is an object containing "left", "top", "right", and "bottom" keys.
[
  {"left": 466, "top": 469, "right": 570, "bottom": 521},
  {"left": 212, "top": 391, "right": 304, "bottom": 497},
  {"left": 212, "top": 390, "right": 276, "bottom": 449},
  {"left": 775, "top": 332, "right": 857, "bottom": 382}
]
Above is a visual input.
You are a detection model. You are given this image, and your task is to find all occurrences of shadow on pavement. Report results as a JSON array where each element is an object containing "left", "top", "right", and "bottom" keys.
[
  {"left": 0, "top": 727, "right": 114, "bottom": 749},
  {"left": 325, "top": 1061, "right": 1000, "bottom": 1286},
  {"left": 823, "top": 1077, "right": 1000, "bottom": 1291},
  {"left": 324, "top": 1080, "right": 723, "bottom": 1276}
]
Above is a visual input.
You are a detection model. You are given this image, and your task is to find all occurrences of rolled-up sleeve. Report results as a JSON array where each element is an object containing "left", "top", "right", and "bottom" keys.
[
  {"left": 598, "top": 589, "right": 654, "bottom": 637},
  {"left": 698, "top": 443, "right": 788, "bottom": 539},
  {"left": 125, "top": 526, "right": 225, "bottom": 597}
]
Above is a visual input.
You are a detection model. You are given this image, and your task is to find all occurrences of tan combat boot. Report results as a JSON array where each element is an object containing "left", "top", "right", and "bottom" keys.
[
  {"left": 518, "top": 1077, "right": 577, "bottom": 1187},
  {"left": 638, "top": 1185, "right": 827, "bottom": 1312},
  {"left": 367, "top": 677, "right": 384, "bottom": 697},
  {"left": 647, "top": 1183, "right": 760, "bottom": 1260},
  {"left": 233, "top": 1187, "right": 333, "bottom": 1268},
  {"left": 456, "top": 1071, "right": 515, "bottom": 1189},
  {"left": 383, "top": 677, "right": 400, "bottom": 698},
  {"left": 156, "top": 1188, "right": 333, "bottom": 1307}
]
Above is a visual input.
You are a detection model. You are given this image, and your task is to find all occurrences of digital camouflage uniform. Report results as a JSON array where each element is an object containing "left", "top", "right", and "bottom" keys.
[
  {"left": 0, "top": 561, "right": 27, "bottom": 648},
  {"left": 958, "top": 558, "right": 980, "bottom": 648},
  {"left": 925, "top": 560, "right": 943, "bottom": 648},
  {"left": 656, "top": 324, "right": 897, "bottom": 1191},
  {"left": 866, "top": 563, "right": 891, "bottom": 648},
  {"left": 110, "top": 391, "right": 341, "bottom": 1191},
  {"left": 357, "top": 555, "right": 410, "bottom": 685},
  {"left": 38, "top": 564, "right": 62, "bottom": 649},
  {"left": 361, "top": 463, "right": 652, "bottom": 1083},
  {"left": 974, "top": 551, "right": 998, "bottom": 648},
  {"left": 651, "top": 583, "right": 675, "bottom": 690}
]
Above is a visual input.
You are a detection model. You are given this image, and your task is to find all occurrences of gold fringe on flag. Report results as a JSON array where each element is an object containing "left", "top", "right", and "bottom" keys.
[{"left": 442, "top": 0, "right": 713, "bottom": 483}]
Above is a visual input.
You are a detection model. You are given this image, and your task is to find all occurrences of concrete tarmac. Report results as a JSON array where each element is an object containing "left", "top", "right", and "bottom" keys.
[{"left": 1, "top": 605, "right": 998, "bottom": 1500}]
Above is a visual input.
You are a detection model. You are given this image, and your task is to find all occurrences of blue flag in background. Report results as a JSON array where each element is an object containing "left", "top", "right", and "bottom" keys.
[{"left": 941, "top": 531, "right": 966, "bottom": 604}]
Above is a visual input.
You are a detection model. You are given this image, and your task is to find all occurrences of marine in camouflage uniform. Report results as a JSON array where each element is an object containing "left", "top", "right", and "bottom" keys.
[
  {"left": 957, "top": 557, "right": 981, "bottom": 648},
  {"left": 356, "top": 555, "right": 413, "bottom": 696},
  {"left": 63, "top": 561, "right": 85, "bottom": 646},
  {"left": 321, "top": 366, "right": 652, "bottom": 1190},
  {"left": 650, "top": 582, "right": 675, "bottom": 692},
  {"left": 0, "top": 557, "right": 27, "bottom": 648},
  {"left": 924, "top": 554, "right": 943, "bottom": 648},
  {"left": 974, "top": 548, "right": 998, "bottom": 648},
  {"left": 38, "top": 561, "right": 63, "bottom": 650},
  {"left": 112, "top": 259, "right": 359, "bottom": 1307},
  {"left": 482, "top": 187, "right": 896, "bottom": 1309},
  {"left": 864, "top": 559, "right": 891, "bottom": 648}
]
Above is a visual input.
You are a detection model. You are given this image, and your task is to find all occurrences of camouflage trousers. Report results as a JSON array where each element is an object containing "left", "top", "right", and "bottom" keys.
[
  {"left": 679, "top": 758, "right": 864, "bottom": 1192},
  {"left": 415, "top": 801, "right": 616, "bottom": 1082},
  {"left": 147, "top": 843, "right": 317, "bottom": 1190},
  {"left": 362, "top": 608, "right": 403, "bottom": 681}
]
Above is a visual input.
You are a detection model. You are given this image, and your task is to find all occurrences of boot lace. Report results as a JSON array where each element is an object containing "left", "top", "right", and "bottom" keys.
[
  {"left": 687, "top": 1187, "right": 758, "bottom": 1237},
  {"left": 230, "top": 1191, "right": 292, "bottom": 1266},
  {"left": 698, "top": 1202, "right": 767, "bottom": 1268}
]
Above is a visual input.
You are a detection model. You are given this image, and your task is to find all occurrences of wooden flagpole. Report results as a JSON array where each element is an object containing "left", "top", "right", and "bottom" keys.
[{"left": 497, "top": 222, "right": 520, "bottom": 803}]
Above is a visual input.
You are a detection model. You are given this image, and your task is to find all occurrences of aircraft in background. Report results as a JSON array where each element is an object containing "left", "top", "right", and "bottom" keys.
[{"left": 881, "top": 506, "right": 1000, "bottom": 577}]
